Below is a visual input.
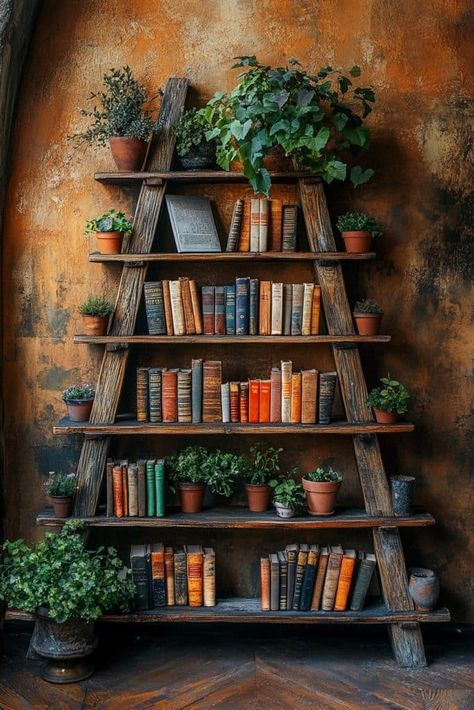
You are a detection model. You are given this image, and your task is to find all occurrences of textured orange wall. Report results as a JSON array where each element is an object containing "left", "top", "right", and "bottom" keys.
[{"left": 2, "top": 1, "right": 473, "bottom": 619}]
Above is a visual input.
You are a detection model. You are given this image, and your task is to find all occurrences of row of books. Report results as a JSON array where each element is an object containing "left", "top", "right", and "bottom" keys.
[
  {"left": 131, "top": 543, "right": 216, "bottom": 610},
  {"left": 136, "top": 362, "right": 338, "bottom": 424},
  {"left": 260, "top": 545, "right": 377, "bottom": 613},
  {"left": 144, "top": 278, "right": 321, "bottom": 337},
  {"left": 106, "top": 459, "right": 165, "bottom": 518},
  {"left": 226, "top": 198, "right": 299, "bottom": 252}
]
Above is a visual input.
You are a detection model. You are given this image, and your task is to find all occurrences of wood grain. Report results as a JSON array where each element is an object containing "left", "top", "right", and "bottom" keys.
[
  {"left": 95, "top": 169, "right": 314, "bottom": 184},
  {"left": 74, "top": 334, "right": 391, "bottom": 345},
  {"left": 89, "top": 250, "right": 376, "bottom": 262}
]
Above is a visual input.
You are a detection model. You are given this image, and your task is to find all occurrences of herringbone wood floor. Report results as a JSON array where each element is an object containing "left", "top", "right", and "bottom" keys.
[{"left": 1, "top": 623, "right": 473, "bottom": 709}]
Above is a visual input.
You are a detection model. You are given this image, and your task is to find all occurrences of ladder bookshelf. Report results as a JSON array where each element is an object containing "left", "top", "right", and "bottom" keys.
[{"left": 37, "top": 77, "right": 449, "bottom": 668}]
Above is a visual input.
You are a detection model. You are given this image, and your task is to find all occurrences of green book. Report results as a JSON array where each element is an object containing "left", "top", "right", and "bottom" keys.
[
  {"left": 154, "top": 459, "right": 165, "bottom": 518},
  {"left": 146, "top": 459, "right": 156, "bottom": 516}
]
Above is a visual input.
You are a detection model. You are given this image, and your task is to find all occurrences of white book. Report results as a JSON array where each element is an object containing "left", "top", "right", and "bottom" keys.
[
  {"left": 169, "top": 280, "right": 185, "bottom": 335},
  {"left": 220, "top": 382, "right": 230, "bottom": 423},
  {"left": 302, "top": 283, "right": 314, "bottom": 336},
  {"left": 271, "top": 282, "right": 283, "bottom": 335},
  {"left": 250, "top": 198, "right": 260, "bottom": 252}
]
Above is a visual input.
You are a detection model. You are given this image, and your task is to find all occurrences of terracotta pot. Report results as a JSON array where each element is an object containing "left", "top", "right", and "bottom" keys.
[
  {"left": 302, "top": 478, "right": 341, "bottom": 516},
  {"left": 274, "top": 502, "right": 295, "bottom": 519},
  {"left": 245, "top": 484, "right": 271, "bottom": 513},
  {"left": 66, "top": 399, "right": 94, "bottom": 422},
  {"left": 408, "top": 568, "right": 439, "bottom": 611},
  {"left": 178, "top": 482, "right": 205, "bottom": 513},
  {"left": 96, "top": 231, "right": 124, "bottom": 255},
  {"left": 342, "top": 230, "right": 372, "bottom": 253},
  {"left": 353, "top": 313, "right": 383, "bottom": 336},
  {"left": 373, "top": 407, "right": 398, "bottom": 424},
  {"left": 82, "top": 315, "right": 109, "bottom": 336},
  {"left": 230, "top": 146, "right": 293, "bottom": 173},
  {"left": 109, "top": 136, "right": 147, "bottom": 171},
  {"left": 49, "top": 495, "right": 73, "bottom": 518}
]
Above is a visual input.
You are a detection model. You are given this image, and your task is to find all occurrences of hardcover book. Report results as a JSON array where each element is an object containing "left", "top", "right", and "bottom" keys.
[
  {"left": 130, "top": 544, "right": 151, "bottom": 611},
  {"left": 127, "top": 463, "right": 138, "bottom": 517},
  {"left": 136, "top": 367, "right": 149, "bottom": 422},
  {"left": 154, "top": 459, "right": 165, "bottom": 518},
  {"left": 202, "top": 360, "right": 222, "bottom": 422},
  {"left": 162, "top": 369, "right": 178, "bottom": 422},
  {"left": 202, "top": 285, "right": 215, "bottom": 335},
  {"left": 177, "top": 369, "right": 192, "bottom": 423},
  {"left": 179, "top": 276, "right": 196, "bottom": 335},
  {"left": 248, "top": 379, "right": 260, "bottom": 423},
  {"left": 291, "top": 283, "right": 304, "bottom": 335},
  {"left": 270, "top": 367, "right": 282, "bottom": 423},
  {"left": 302, "top": 282, "right": 314, "bottom": 336},
  {"left": 278, "top": 551, "right": 288, "bottom": 610},
  {"left": 143, "top": 282, "right": 166, "bottom": 335},
  {"left": 259, "top": 198, "right": 269, "bottom": 251},
  {"left": 146, "top": 459, "right": 156, "bottom": 517},
  {"left": 185, "top": 545, "right": 204, "bottom": 607},
  {"left": 239, "top": 381, "right": 249, "bottom": 422},
  {"left": 137, "top": 460, "right": 146, "bottom": 517},
  {"left": 271, "top": 282, "right": 283, "bottom": 335},
  {"left": 260, "top": 557, "right": 271, "bottom": 611},
  {"left": 226, "top": 198, "right": 244, "bottom": 252},
  {"left": 106, "top": 458, "right": 113, "bottom": 517},
  {"left": 283, "top": 283, "right": 292, "bottom": 335},
  {"left": 282, "top": 204, "right": 298, "bottom": 252},
  {"left": 321, "top": 545, "right": 344, "bottom": 611},
  {"left": 221, "top": 382, "right": 231, "bottom": 423},
  {"left": 269, "top": 553, "right": 280, "bottom": 611},
  {"left": 311, "top": 285, "right": 321, "bottom": 334},
  {"left": 280, "top": 360, "right": 292, "bottom": 423},
  {"left": 162, "top": 279, "right": 174, "bottom": 335},
  {"left": 169, "top": 280, "right": 185, "bottom": 336},
  {"left": 225, "top": 285, "right": 236, "bottom": 335},
  {"left": 165, "top": 546, "right": 175, "bottom": 605},
  {"left": 290, "top": 372, "right": 302, "bottom": 423},
  {"left": 214, "top": 286, "right": 226, "bottom": 335},
  {"left": 301, "top": 369, "right": 318, "bottom": 424},
  {"left": 189, "top": 279, "right": 203, "bottom": 334},
  {"left": 230, "top": 381, "right": 240, "bottom": 422},
  {"left": 349, "top": 553, "right": 377, "bottom": 611},
  {"left": 166, "top": 195, "right": 221, "bottom": 253},
  {"left": 318, "top": 372, "right": 338, "bottom": 425},
  {"left": 174, "top": 549, "right": 188, "bottom": 605},
  {"left": 235, "top": 277, "right": 250, "bottom": 335},
  {"left": 285, "top": 544, "right": 299, "bottom": 610},
  {"left": 112, "top": 464, "right": 124, "bottom": 518},
  {"left": 292, "top": 546, "right": 309, "bottom": 610},
  {"left": 334, "top": 549, "right": 357, "bottom": 611},
  {"left": 191, "top": 358, "right": 203, "bottom": 423},
  {"left": 299, "top": 545, "right": 320, "bottom": 611},
  {"left": 259, "top": 281, "right": 271, "bottom": 335},
  {"left": 121, "top": 461, "right": 129, "bottom": 517},
  {"left": 250, "top": 198, "right": 260, "bottom": 252},
  {"left": 203, "top": 548, "right": 216, "bottom": 607},
  {"left": 249, "top": 278, "right": 259, "bottom": 335},
  {"left": 310, "top": 545, "right": 329, "bottom": 610},
  {"left": 238, "top": 199, "right": 251, "bottom": 251},
  {"left": 148, "top": 368, "right": 162, "bottom": 423},
  {"left": 259, "top": 380, "right": 271, "bottom": 423},
  {"left": 269, "top": 198, "right": 282, "bottom": 251},
  {"left": 150, "top": 543, "right": 166, "bottom": 607}
]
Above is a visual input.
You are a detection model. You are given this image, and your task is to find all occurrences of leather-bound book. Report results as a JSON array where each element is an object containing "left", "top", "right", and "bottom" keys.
[
  {"left": 189, "top": 279, "right": 203, "bottom": 334},
  {"left": 280, "top": 360, "right": 292, "bottom": 422},
  {"left": 177, "top": 369, "right": 192, "bottom": 422},
  {"left": 238, "top": 199, "right": 251, "bottom": 251},
  {"left": 162, "top": 279, "right": 174, "bottom": 335},
  {"left": 258, "top": 280, "right": 271, "bottom": 335},
  {"left": 221, "top": 382, "right": 230, "bottom": 423},
  {"left": 269, "top": 553, "right": 280, "bottom": 611},
  {"left": 299, "top": 545, "right": 320, "bottom": 611},
  {"left": 225, "top": 285, "right": 236, "bottom": 335},
  {"left": 318, "top": 372, "right": 337, "bottom": 424},
  {"left": 179, "top": 277, "right": 196, "bottom": 335},
  {"left": 214, "top": 285, "right": 226, "bottom": 335},
  {"left": 321, "top": 545, "right": 344, "bottom": 611},
  {"left": 302, "top": 282, "right": 314, "bottom": 336},
  {"left": 259, "top": 379, "right": 271, "bottom": 423},
  {"left": 291, "top": 283, "right": 304, "bottom": 335},
  {"left": 301, "top": 369, "right": 318, "bottom": 424},
  {"left": 248, "top": 379, "right": 260, "bottom": 423},
  {"left": 271, "top": 282, "right": 283, "bottom": 335},
  {"left": 202, "top": 360, "right": 222, "bottom": 422},
  {"left": 250, "top": 198, "right": 260, "bottom": 252},
  {"left": 112, "top": 464, "right": 124, "bottom": 517},
  {"left": 154, "top": 459, "right": 165, "bottom": 518},
  {"left": 283, "top": 283, "right": 292, "bottom": 335},
  {"left": 202, "top": 285, "right": 215, "bottom": 335},
  {"left": 334, "top": 549, "right": 357, "bottom": 611},
  {"left": 203, "top": 548, "right": 216, "bottom": 607},
  {"left": 136, "top": 367, "right": 149, "bottom": 422},
  {"left": 290, "top": 371, "right": 302, "bottom": 423},
  {"left": 150, "top": 543, "right": 166, "bottom": 607},
  {"left": 310, "top": 285, "right": 321, "bottom": 334},
  {"left": 137, "top": 459, "right": 146, "bottom": 517},
  {"left": 143, "top": 281, "right": 166, "bottom": 335},
  {"left": 174, "top": 549, "right": 187, "bottom": 605},
  {"left": 169, "top": 280, "right": 185, "bottom": 336},
  {"left": 164, "top": 546, "right": 175, "bottom": 605},
  {"left": 270, "top": 368, "right": 281, "bottom": 422},
  {"left": 230, "top": 381, "right": 240, "bottom": 422},
  {"left": 146, "top": 459, "right": 156, "bottom": 517},
  {"left": 310, "top": 546, "right": 329, "bottom": 610},
  {"left": 282, "top": 204, "right": 298, "bottom": 252},
  {"left": 269, "top": 198, "right": 282, "bottom": 251},
  {"left": 106, "top": 458, "right": 114, "bottom": 517},
  {"left": 285, "top": 544, "right": 299, "bottom": 609},
  {"left": 186, "top": 545, "right": 204, "bottom": 607},
  {"left": 260, "top": 557, "right": 271, "bottom": 611},
  {"left": 235, "top": 277, "right": 250, "bottom": 334},
  {"left": 162, "top": 369, "right": 178, "bottom": 422},
  {"left": 130, "top": 544, "right": 151, "bottom": 611},
  {"left": 259, "top": 198, "right": 269, "bottom": 251},
  {"left": 349, "top": 553, "right": 377, "bottom": 611},
  {"left": 148, "top": 368, "right": 162, "bottom": 423},
  {"left": 278, "top": 551, "right": 288, "bottom": 610},
  {"left": 239, "top": 381, "right": 249, "bottom": 422},
  {"left": 191, "top": 358, "right": 203, "bottom": 423},
  {"left": 249, "top": 278, "right": 259, "bottom": 335},
  {"left": 226, "top": 198, "right": 244, "bottom": 252},
  {"left": 127, "top": 463, "right": 138, "bottom": 516},
  {"left": 121, "top": 461, "right": 129, "bottom": 517},
  {"left": 292, "top": 546, "right": 309, "bottom": 610}
]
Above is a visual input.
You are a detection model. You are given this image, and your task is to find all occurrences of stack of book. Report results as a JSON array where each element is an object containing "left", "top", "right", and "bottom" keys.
[
  {"left": 106, "top": 459, "right": 166, "bottom": 518},
  {"left": 260, "top": 545, "right": 377, "bottom": 612},
  {"left": 136, "top": 362, "right": 338, "bottom": 425},
  {"left": 226, "top": 198, "right": 299, "bottom": 252},
  {"left": 130, "top": 543, "right": 216, "bottom": 610},
  {"left": 144, "top": 278, "right": 202, "bottom": 336}
]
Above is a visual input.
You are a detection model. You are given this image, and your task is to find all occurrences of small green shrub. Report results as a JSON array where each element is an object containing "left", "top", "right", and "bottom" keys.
[
  {"left": 166, "top": 446, "right": 210, "bottom": 485},
  {"left": 304, "top": 467, "right": 342, "bottom": 483},
  {"left": 353, "top": 298, "right": 383, "bottom": 315},
  {"left": 79, "top": 296, "right": 114, "bottom": 317},
  {"left": 336, "top": 211, "right": 382, "bottom": 238},
  {"left": 269, "top": 469, "right": 305, "bottom": 510},
  {"left": 84, "top": 210, "right": 132, "bottom": 236},
  {"left": 205, "top": 450, "right": 244, "bottom": 497},
  {"left": 44, "top": 472, "right": 76, "bottom": 498},
  {"left": 61, "top": 383, "right": 95, "bottom": 402},
  {"left": 367, "top": 376, "right": 410, "bottom": 414},
  {"left": 243, "top": 443, "right": 283, "bottom": 486},
  {"left": 174, "top": 108, "right": 210, "bottom": 157}
]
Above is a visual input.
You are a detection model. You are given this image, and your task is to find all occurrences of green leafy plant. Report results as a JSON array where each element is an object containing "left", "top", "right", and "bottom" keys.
[
  {"left": 174, "top": 108, "right": 211, "bottom": 157},
  {"left": 198, "top": 56, "right": 375, "bottom": 195},
  {"left": 336, "top": 211, "right": 382, "bottom": 238},
  {"left": 44, "top": 472, "right": 76, "bottom": 498},
  {"left": 269, "top": 469, "right": 305, "bottom": 510},
  {"left": 61, "top": 383, "right": 95, "bottom": 402},
  {"left": 71, "top": 66, "right": 162, "bottom": 147},
  {"left": 0, "top": 521, "right": 134, "bottom": 622},
  {"left": 79, "top": 295, "right": 114, "bottom": 317},
  {"left": 304, "top": 467, "right": 342, "bottom": 483},
  {"left": 367, "top": 376, "right": 410, "bottom": 414},
  {"left": 243, "top": 443, "right": 283, "bottom": 485},
  {"left": 84, "top": 210, "right": 132, "bottom": 236},
  {"left": 205, "top": 450, "right": 245, "bottom": 497},
  {"left": 167, "top": 446, "right": 210, "bottom": 485},
  {"left": 353, "top": 298, "right": 383, "bottom": 315}
]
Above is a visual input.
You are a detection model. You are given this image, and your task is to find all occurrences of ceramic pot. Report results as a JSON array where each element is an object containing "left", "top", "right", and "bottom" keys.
[
  {"left": 179, "top": 141, "right": 216, "bottom": 170},
  {"left": 408, "top": 568, "right": 439, "bottom": 611},
  {"left": 109, "top": 136, "right": 147, "bottom": 171},
  {"left": 390, "top": 475, "right": 415, "bottom": 516},
  {"left": 341, "top": 230, "right": 372, "bottom": 253},
  {"left": 302, "top": 478, "right": 341, "bottom": 516},
  {"left": 178, "top": 482, "right": 205, "bottom": 513},
  {"left": 373, "top": 408, "right": 398, "bottom": 424},
  {"left": 48, "top": 495, "right": 73, "bottom": 518},
  {"left": 96, "top": 231, "right": 124, "bottom": 255},
  {"left": 245, "top": 484, "right": 271, "bottom": 513},
  {"left": 353, "top": 313, "right": 383, "bottom": 336},
  {"left": 231, "top": 146, "right": 293, "bottom": 173},
  {"left": 66, "top": 399, "right": 94, "bottom": 422},
  {"left": 274, "top": 502, "right": 295, "bottom": 518},
  {"left": 32, "top": 606, "right": 98, "bottom": 683},
  {"left": 82, "top": 315, "right": 109, "bottom": 336}
]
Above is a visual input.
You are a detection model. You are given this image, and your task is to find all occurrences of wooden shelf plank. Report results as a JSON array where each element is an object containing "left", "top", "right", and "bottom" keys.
[
  {"left": 53, "top": 418, "right": 415, "bottom": 436},
  {"left": 95, "top": 169, "right": 315, "bottom": 185},
  {"left": 36, "top": 507, "right": 435, "bottom": 529},
  {"left": 89, "top": 251, "right": 376, "bottom": 263},
  {"left": 74, "top": 334, "right": 391, "bottom": 345}
]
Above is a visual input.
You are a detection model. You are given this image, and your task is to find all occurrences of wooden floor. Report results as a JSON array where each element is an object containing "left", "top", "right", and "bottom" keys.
[{"left": 1, "top": 622, "right": 473, "bottom": 709}]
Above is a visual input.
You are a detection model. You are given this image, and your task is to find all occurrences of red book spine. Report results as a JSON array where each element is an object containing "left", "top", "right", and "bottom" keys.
[
  {"left": 121, "top": 462, "right": 129, "bottom": 517},
  {"left": 230, "top": 382, "right": 240, "bottom": 423},
  {"left": 259, "top": 380, "right": 271, "bottom": 423},
  {"left": 162, "top": 370, "right": 178, "bottom": 422},
  {"left": 239, "top": 382, "right": 249, "bottom": 422},
  {"left": 248, "top": 379, "right": 260, "bottom": 423},
  {"left": 112, "top": 465, "right": 124, "bottom": 517}
]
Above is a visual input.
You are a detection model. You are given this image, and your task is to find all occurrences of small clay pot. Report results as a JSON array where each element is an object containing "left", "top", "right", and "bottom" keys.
[
  {"left": 373, "top": 408, "right": 399, "bottom": 424},
  {"left": 96, "top": 231, "right": 124, "bottom": 255},
  {"left": 231, "top": 146, "right": 293, "bottom": 173},
  {"left": 49, "top": 495, "right": 73, "bottom": 518},
  {"left": 82, "top": 315, "right": 109, "bottom": 336},
  {"left": 341, "top": 230, "right": 372, "bottom": 253},
  {"left": 274, "top": 502, "right": 295, "bottom": 519},
  {"left": 245, "top": 484, "right": 271, "bottom": 513},
  {"left": 109, "top": 136, "right": 147, "bottom": 171},
  {"left": 66, "top": 399, "right": 94, "bottom": 422},
  {"left": 408, "top": 568, "right": 439, "bottom": 611},
  {"left": 390, "top": 475, "right": 415, "bottom": 516},
  {"left": 354, "top": 313, "right": 383, "bottom": 336},
  {"left": 302, "top": 478, "right": 341, "bottom": 516},
  {"left": 178, "top": 482, "right": 205, "bottom": 513}
]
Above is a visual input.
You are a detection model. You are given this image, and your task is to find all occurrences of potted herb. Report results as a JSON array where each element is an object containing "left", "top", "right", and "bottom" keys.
[
  {"left": 79, "top": 295, "right": 114, "bottom": 336},
  {"left": 243, "top": 444, "right": 282, "bottom": 512},
  {"left": 167, "top": 446, "right": 210, "bottom": 513},
  {"left": 174, "top": 108, "right": 216, "bottom": 170},
  {"left": 61, "top": 383, "right": 95, "bottom": 422},
  {"left": 44, "top": 472, "right": 76, "bottom": 518},
  {"left": 198, "top": 56, "right": 375, "bottom": 196},
  {"left": 353, "top": 298, "right": 384, "bottom": 335},
  {"left": 205, "top": 450, "right": 244, "bottom": 499},
  {"left": 71, "top": 66, "right": 162, "bottom": 171},
  {"left": 367, "top": 376, "right": 410, "bottom": 424},
  {"left": 302, "top": 467, "right": 342, "bottom": 516},
  {"left": 0, "top": 521, "right": 134, "bottom": 683},
  {"left": 269, "top": 469, "right": 305, "bottom": 518},
  {"left": 84, "top": 209, "right": 132, "bottom": 255},
  {"left": 336, "top": 211, "right": 382, "bottom": 253}
]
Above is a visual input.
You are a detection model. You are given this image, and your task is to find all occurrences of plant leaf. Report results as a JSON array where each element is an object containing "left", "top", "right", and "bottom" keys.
[
  {"left": 350, "top": 65, "right": 361, "bottom": 77},
  {"left": 350, "top": 165, "right": 374, "bottom": 186}
]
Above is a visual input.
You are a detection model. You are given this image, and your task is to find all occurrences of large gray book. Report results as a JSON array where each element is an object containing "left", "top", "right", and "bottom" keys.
[{"left": 166, "top": 195, "right": 221, "bottom": 252}]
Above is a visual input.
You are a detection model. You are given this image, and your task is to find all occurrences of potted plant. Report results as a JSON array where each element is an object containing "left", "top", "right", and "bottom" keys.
[
  {"left": 198, "top": 56, "right": 375, "bottom": 196},
  {"left": 205, "top": 450, "right": 244, "bottom": 500},
  {"left": 44, "top": 472, "right": 76, "bottom": 518},
  {"left": 79, "top": 295, "right": 114, "bottom": 336},
  {"left": 302, "top": 467, "right": 342, "bottom": 516},
  {"left": 71, "top": 65, "right": 162, "bottom": 171},
  {"left": 174, "top": 108, "right": 216, "bottom": 170},
  {"left": 336, "top": 211, "right": 382, "bottom": 253},
  {"left": 367, "top": 376, "right": 410, "bottom": 424},
  {"left": 353, "top": 298, "right": 384, "bottom": 335},
  {"left": 269, "top": 469, "right": 305, "bottom": 518},
  {"left": 0, "top": 521, "right": 134, "bottom": 683},
  {"left": 243, "top": 444, "right": 283, "bottom": 512},
  {"left": 61, "top": 383, "right": 95, "bottom": 422},
  {"left": 84, "top": 209, "right": 132, "bottom": 255},
  {"left": 167, "top": 446, "right": 210, "bottom": 513}
]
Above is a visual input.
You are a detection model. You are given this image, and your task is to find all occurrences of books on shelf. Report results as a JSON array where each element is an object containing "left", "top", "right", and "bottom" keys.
[
  {"left": 226, "top": 197, "right": 299, "bottom": 253},
  {"left": 109, "top": 458, "right": 165, "bottom": 519}
]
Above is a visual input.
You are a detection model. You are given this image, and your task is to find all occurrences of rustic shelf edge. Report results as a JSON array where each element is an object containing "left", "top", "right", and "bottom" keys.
[
  {"left": 89, "top": 251, "right": 376, "bottom": 263},
  {"left": 73, "top": 334, "right": 392, "bottom": 345}
]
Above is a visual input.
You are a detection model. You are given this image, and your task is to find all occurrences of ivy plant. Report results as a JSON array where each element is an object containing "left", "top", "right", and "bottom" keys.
[
  {"left": 61, "top": 383, "right": 95, "bottom": 402},
  {"left": 198, "top": 56, "right": 375, "bottom": 195},
  {"left": 367, "top": 376, "right": 410, "bottom": 414},
  {"left": 336, "top": 211, "right": 382, "bottom": 237},
  {"left": 205, "top": 450, "right": 245, "bottom": 497},
  {"left": 304, "top": 467, "right": 342, "bottom": 483},
  {"left": 174, "top": 108, "right": 210, "bottom": 157},
  {"left": 243, "top": 443, "right": 283, "bottom": 486},
  {"left": 79, "top": 296, "right": 114, "bottom": 317},
  {"left": 84, "top": 210, "right": 132, "bottom": 236},
  {"left": 269, "top": 469, "right": 305, "bottom": 510},
  {"left": 44, "top": 472, "right": 76, "bottom": 498}
]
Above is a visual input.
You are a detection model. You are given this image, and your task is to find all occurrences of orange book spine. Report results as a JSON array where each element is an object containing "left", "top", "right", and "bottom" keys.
[
  {"left": 239, "top": 382, "right": 249, "bottom": 422},
  {"left": 259, "top": 379, "right": 271, "bottom": 423},
  {"left": 269, "top": 198, "right": 282, "bottom": 251},
  {"left": 258, "top": 281, "right": 271, "bottom": 335},
  {"left": 238, "top": 199, "right": 251, "bottom": 251},
  {"left": 112, "top": 465, "right": 124, "bottom": 518},
  {"left": 187, "top": 551, "right": 203, "bottom": 607},
  {"left": 248, "top": 379, "right": 260, "bottom": 422},
  {"left": 162, "top": 369, "right": 178, "bottom": 422},
  {"left": 164, "top": 547, "right": 175, "bottom": 606},
  {"left": 311, "top": 285, "right": 321, "bottom": 335},
  {"left": 162, "top": 279, "right": 174, "bottom": 336},
  {"left": 121, "top": 462, "right": 129, "bottom": 517},
  {"left": 260, "top": 557, "right": 270, "bottom": 611},
  {"left": 189, "top": 279, "right": 203, "bottom": 334},
  {"left": 230, "top": 381, "right": 240, "bottom": 422},
  {"left": 179, "top": 277, "right": 196, "bottom": 335},
  {"left": 290, "top": 372, "right": 302, "bottom": 423},
  {"left": 334, "top": 554, "right": 357, "bottom": 611}
]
